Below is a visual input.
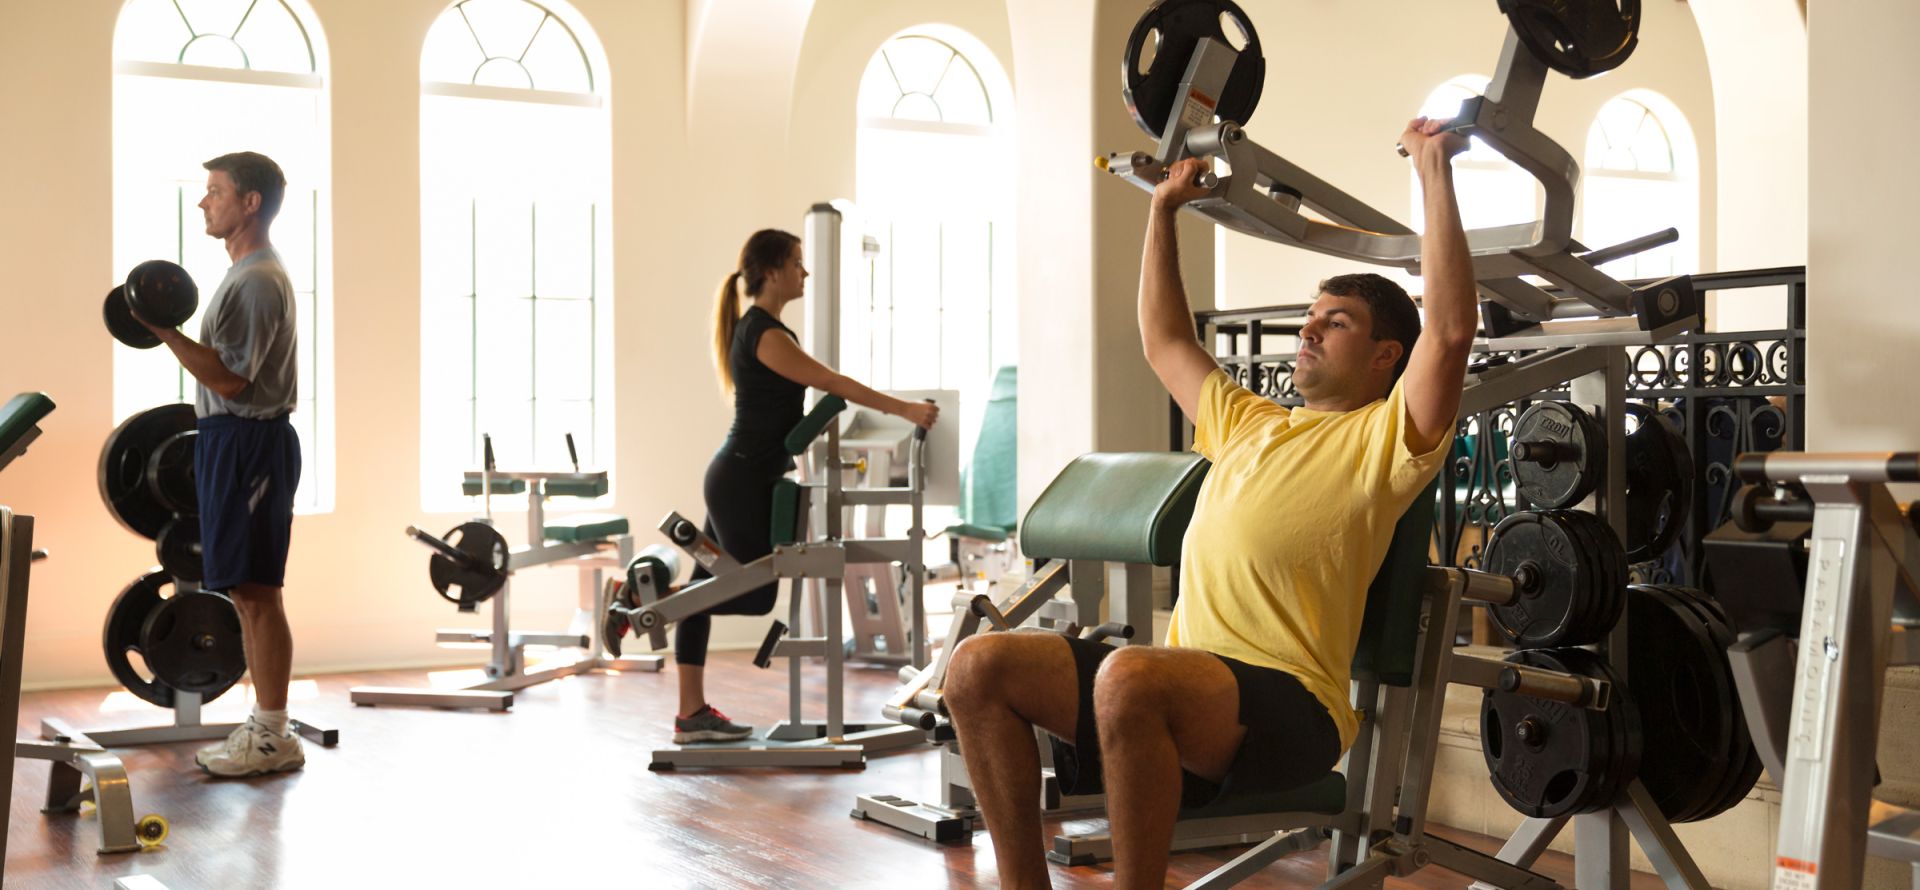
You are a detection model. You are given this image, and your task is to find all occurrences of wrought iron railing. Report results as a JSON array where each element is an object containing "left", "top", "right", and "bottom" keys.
[{"left": 1172, "top": 267, "right": 1806, "bottom": 588}]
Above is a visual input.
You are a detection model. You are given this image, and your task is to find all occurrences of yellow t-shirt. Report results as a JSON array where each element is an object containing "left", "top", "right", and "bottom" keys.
[{"left": 1166, "top": 368, "right": 1452, "bottom": 750}]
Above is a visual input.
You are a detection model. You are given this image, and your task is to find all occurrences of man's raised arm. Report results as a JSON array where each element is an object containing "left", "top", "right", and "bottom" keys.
[
  {"left": 1141, "top": 157, "right": 1222, "bottom": 423},
  {"left": 1399, "top": 117, "right": 1478, "bottom": 454}
]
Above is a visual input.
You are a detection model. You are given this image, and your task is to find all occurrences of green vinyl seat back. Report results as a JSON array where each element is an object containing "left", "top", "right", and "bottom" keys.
[
  {"left": 784, "top": 395, "right": 847, "bottom": 456},
  {"left": 1020, "top": 452, "right": 1210, "bottom": 567},
  {"left": 950, "top": 365, "right": 1018, "bottom": 539}
]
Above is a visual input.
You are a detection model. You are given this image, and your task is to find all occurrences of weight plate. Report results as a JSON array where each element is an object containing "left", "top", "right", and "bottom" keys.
[
  {"left": 1560, "top": 509, "right": 1627, "bottom": 640},
  {"left": 1658, "top": 585, "right": 1763, "bottom": 821},
  {"left": 98, "top": 404, "right": 198, "bottom": 541},
  {"left": 123, "top": 259, "right": 199, "bottom": 328},
  {"left": 1481, "top": 647, "right": 1636, "bottom": 818},
  {"left": 139, "top": 588, "right": 246, "bottom": 700},
  {"left": 1122, "top": 0, "right": 1266, "bottom": 140},
  {"left": 1484, "top": 511, "right": 1615, "bottom": 647},
  {"left": 429, "top": 521, "right": 509, "bottom": 611},
  {"left": 103, "top": 284, "right": 162, "bottom": 350},
  {"left": 155, "top": 517, "right": 204, "bottom": 584},
  {"left": 1509, "top": 401, "right": 1602, "bottom": 510},
  {"left": 1624, "top": 404, "right": 1694, "bottom": 563},
  {"left": 146, "top": 430, "right": 198, "bottom": 516},
  {"left": 102, "top": 570, "right": 179, "bottom": 708},
  {"left": 1499, "top": 0, "right": 1641, "bottom": 79},
  {"left": 1626, "top": 584, "right": 1735, "bottom": 822}
]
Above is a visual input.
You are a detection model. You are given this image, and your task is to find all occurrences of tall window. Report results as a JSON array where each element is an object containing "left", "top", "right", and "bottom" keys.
[
  {"left": 853, "top": 29, "right": 1016, "bottom": 471},
  {"left": 1409, "top": 77, "right": 1541, "bottom": 232},
  {"left": 419, "top": 0, "right": 613, "bottom": 511},
  {"left": 1583, "top": 92, "right": 1698, "bottom": 281},
  {"left": 112, "top": 0, "right": 334, "bottom": 514}
]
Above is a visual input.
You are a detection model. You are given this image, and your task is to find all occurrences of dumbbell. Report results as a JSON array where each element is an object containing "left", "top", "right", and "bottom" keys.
[{"left": 104, "top": 260, "right": 199, "bottom": 349}]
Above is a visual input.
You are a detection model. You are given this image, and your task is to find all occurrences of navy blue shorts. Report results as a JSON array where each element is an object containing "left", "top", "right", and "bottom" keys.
[{"left": 194, "top": 414, "right": 301, "bottom": 592}]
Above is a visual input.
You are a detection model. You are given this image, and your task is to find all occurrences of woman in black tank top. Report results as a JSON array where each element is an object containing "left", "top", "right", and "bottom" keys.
[{"left": 670, "top": 228, "right": 939, "bottom": 741}]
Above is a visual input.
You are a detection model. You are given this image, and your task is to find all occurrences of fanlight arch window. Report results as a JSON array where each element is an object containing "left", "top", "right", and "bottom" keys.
[
  {"left": 1582, "top": 92, "right": 1699, "bottom": 281},
  {"left": 851, "top": 29, "right": 1015, "bottom": 484},
  {"left": 111, "top": 0, "right": 335, "bottom": 514},
  {"left": 418, "top": 0, "right": 614, "bottom": 512}
]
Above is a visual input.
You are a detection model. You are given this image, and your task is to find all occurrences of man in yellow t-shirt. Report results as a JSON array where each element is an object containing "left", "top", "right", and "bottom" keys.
[{"left": 944, "top": 117, "right": 1478, "bottom": 890}]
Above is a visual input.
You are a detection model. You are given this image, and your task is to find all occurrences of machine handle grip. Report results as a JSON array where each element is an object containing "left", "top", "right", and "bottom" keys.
[
  {"left": 482, "top": 434, "right": 496, "bottom": 473},
  {"left": 565, "top": 432, "right": 579, "bottom": 472}
]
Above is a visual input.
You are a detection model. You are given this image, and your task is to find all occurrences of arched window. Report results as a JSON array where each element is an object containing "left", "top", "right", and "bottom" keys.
[
  {"left": 419, "top": 0, "right": 612, "bottom": 511},
  {"left": 1582, "top": 92, "right": 1698, "bottom": 280},
  {"left": 852, "top": 28, "right": 1016, "bottom": 470},
  {"left": 1408, "top": 77, "right": 1541, "bottom": 233},
  {"left": 112, "top": 0, "right": 335, "bottom": 513}
]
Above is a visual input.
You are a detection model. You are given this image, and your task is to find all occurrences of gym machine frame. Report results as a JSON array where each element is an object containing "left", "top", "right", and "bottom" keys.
[
  {"left": 630, "top": 399, "right": 930, "bottom": 769},
  {"left": 352, "top": 465, "right": 664, "bottom": 711},
  {"left": 1101, "top": 5, "right": 1714, "bottom": 887},
  {"left": 1720, "top": 453, "right": 1920, "bottom": 889}
]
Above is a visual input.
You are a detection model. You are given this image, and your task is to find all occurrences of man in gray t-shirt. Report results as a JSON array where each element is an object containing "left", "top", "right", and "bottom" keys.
[{"left": 135, "top": 151, "right": 306, "bottom": 778}]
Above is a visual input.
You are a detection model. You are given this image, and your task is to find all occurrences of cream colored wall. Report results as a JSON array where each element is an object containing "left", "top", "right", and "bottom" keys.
[
  {"left": 1806, "top": 0, "right": 1920, "bottom": 453},
  {"left": 1210, "top": 1, "right": 1717, "bottom": 312}
]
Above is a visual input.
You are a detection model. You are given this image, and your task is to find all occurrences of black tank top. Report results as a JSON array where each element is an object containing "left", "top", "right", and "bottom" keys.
[{"left": 724, "top": 306, "right": 806, "bottom": 455}]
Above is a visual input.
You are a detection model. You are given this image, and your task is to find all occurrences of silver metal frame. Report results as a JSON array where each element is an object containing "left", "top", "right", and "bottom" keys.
[
  {"left": 1722, "top": 453, "right": 1920, "bottom": 888},
  {"left": 637, "top": 414, "right": 932, "bottom": 769},
  {"left": 352, "top": 469, "right": 662, "bottom": 710},
  {"left": 1100, "top": 28, "right": 1693, "bottom": 343}
]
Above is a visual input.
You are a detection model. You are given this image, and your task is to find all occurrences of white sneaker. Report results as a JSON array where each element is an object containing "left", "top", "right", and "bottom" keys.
[
  {"left": 194, "top": 721, "right": 253, "bottom": 768},
  {"left": 200, "top": 721, "right": 304, "bottom": 778}
]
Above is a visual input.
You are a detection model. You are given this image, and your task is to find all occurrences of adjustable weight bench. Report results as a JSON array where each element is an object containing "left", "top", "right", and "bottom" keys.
[{"left": 853, "top": 451, "right": 1210, "bottom": 840}]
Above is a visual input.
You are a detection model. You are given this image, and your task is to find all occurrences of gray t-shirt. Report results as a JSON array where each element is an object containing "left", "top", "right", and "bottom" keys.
[{"left": 195, "top": 248, "right": 299, "bottom": 420}]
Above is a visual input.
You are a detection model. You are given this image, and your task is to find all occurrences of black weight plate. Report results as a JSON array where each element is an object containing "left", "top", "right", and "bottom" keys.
[
  {"left": 1510, "top": 402, "right": 1602, "bottom": 510},
  {"left": 1122, "top": 0, "right": 1266, "bottom": 140},
  {"left": 1624, "top": 404, "right": 1694, "bottom": 563},
  {"left": 1626, "top": 584, "right": 1733, "bottom": 822},
  {"left": 139, "top": 588, "right": 246, "bottom": 701},
  {"left": 123, "top": 259, "right": 199, "bottom": 327},
  {"left": 155, "top": 517, "right": 204, "bottom": 583},
  {"left": 98, "top": 404, "right": 197, "bottom": 541},
  {"left": 1637, "top": 584, "right": 1729, "bottom": 822},
  {"left": 1482, "top": 648, "right": 1626, "bottom": 818},
  {"left": 429, "top": 521, "right": 509, "bottom": 611},
  {"left": 146, "top": 430, "right": 198, "bottom": 516},
  {"left": 1563, "top": 510, "right": 1628, "bottom": 639},
  {"left": 1588, "top": 651, "right": 1642, "bottom": 812},
  {"left": 1499, "top": 0, "right": 1641, "bottom": 79},
  {"left": 103, "top": 284, "right": 162, "bottom": 350},
  {"left": 1661, "top": 585, "right": 1763, "bottom": 821},
  {"left": 102, "top": 570, "right": 178, "bottom": 708},
  {"left": 1485, "top": 511, "right": 1614, "bottom": 647}
]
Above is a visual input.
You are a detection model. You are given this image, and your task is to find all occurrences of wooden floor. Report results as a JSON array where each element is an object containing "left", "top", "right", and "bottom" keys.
[{"left": 3, "top": 650, "right": 1664, "bottom": 890}]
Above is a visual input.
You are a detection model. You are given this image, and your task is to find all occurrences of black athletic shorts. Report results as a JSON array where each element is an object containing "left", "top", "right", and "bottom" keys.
[{"left": 1047, "top": 634, "right": 1343, "bottom": 811}]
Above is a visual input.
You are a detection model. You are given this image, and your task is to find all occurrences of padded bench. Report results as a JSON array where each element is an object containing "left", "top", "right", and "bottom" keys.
[
  {"left": 543, "top": 513, "right": 629, "bottom": 544},
  {"left": 1022, "top": 452, "right": 1210, "bottom": 567},
  {"left": 0, "top": 392, "right": 55, "bottom": 473}
]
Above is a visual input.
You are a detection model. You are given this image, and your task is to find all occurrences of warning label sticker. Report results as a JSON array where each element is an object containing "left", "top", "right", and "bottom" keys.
[
  {"left": 1773, "top": 856, "right": 1817, "bottom": 890},
  {"left": 1179, "top": 89, "right": 1218, "bottom": 131}
]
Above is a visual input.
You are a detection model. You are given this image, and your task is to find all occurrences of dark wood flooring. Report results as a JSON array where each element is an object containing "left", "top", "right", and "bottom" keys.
[{"left": 4, "top": 651, "right": 1663, "bottom": 889}]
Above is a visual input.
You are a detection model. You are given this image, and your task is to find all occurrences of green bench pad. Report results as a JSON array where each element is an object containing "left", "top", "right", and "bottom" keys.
[
  {"left": 770, "top": 479, "right": 803, "bottom": 546},
  {"left": 0, "top": 392, "right": 55, "bottom": 454},
  {"left": 462, "top": 478, "right": 529, "bottom": 496},
  {"left": 945, "top": 522, "right": 1012, "bottom": 544},
  {"left": 544, "top": 476, "right": 609, "bottom": 498},
  {"left": 1021, "top": 452, "right": 1210, "bottom": 567},
  {"left": 1180, "top": 771, "right": 1348, "bottom": 820},
  {"left": 1351, "top": 479, "right": 1440, "bottom": 688},
  {"left": 784, "top": 395, "right": 848, "bottom": 456},
  {"left": 543, "top": 513, "right": 629, "bottom": 543}
]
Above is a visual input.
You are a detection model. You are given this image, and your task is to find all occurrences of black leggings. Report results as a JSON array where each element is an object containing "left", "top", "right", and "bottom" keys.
[{"left": 675, "top": 443, "right": 788, "bottom": 666}]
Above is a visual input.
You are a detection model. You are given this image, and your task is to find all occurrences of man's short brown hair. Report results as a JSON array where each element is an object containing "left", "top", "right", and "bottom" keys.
[
  {"left": 203, "top": 151, "right": 287, "bottom": 224},
  {"left": 1317, "top": 272, "right": 1422, "bottom": 383}
]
